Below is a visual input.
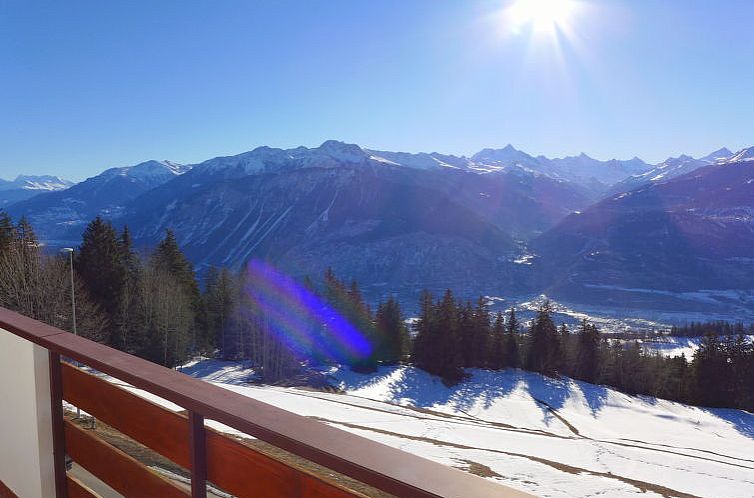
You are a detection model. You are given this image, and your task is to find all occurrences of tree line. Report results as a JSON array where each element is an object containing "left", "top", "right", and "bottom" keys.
[
  {"left": 669, "top": 320, "right": 751, "bottom": 338},
  {"left": 1, "top": 211, "right": 751, "bottom": 411},
  {"left": 410, "top": 293, "right": 753, "bottom": 412}
]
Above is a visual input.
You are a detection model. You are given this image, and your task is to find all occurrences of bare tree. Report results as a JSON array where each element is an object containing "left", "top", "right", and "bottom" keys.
[
  {"left": 0, "top": 241, "right": 106, "bottom": 341},
  {"left": 133, "top": 264, "right": 192, "bottom": 367}
]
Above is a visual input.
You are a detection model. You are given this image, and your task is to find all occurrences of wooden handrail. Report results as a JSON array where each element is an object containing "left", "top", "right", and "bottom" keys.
[
  {"left": 65, "top": 420, "right": 189, "bottom": 497},
  {"left": 61, "top": 363, "right": 368, "bottom": 497},
  {"left": 0, "top": 307, "right": 532, "bottom": 498}
]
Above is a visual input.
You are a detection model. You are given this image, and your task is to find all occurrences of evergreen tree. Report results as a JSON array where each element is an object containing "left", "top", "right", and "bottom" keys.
[
  {"left": 112, "top": 225, "right": 144, "bottom": 353},
  {"left": 691, "top": 332, "right": 733, "bottom": 407},
  {"left": 526, "top": 301, "right": 560, "bottom": 376},
  {"left": 412, "top": 290, "right": 434, "bottom": 368},
  {"left": 459, "top": 300, "right": 475, "bottom": 367},
  {"left": 471, "top": 297, "right": 491, "bottom": 368},
  {"left": 488, "top": 311, "right": 505, "bottom": 369},
  {"left": 434, "top": 290, "right": 464, "bottom": 384},
  {"left": 504, "top": 307, "right": 520, "bottom": 368},
  {"left": 375, "top": 296, "right": 407, "bottom": 364},
  {"left": 76, "top": 217, "right": 127, "bottom": 343},
  {"left": 344, "top": 280, "right": 378, "bottom": 372},
  {"left": 573, "top": 319, "right": 600, "bottom": 383},
  {"left": 205, "top": 267, "right": 237, "bottom": 357},
  {"left": 413, "top": 290, "right": 463, "bottom": 384}
]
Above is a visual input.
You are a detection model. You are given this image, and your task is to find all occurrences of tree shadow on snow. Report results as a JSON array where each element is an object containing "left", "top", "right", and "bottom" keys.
[
  {"left": 332, "top": 365, "right": 399, "bottom": 392},
  {"left": 571, "top": 379, "right": 610, "bottom": 417},
  {"left": 450, "top": 369, "right": 522, "bottom": 412},
  {"left": 703, "top": 407, "right": 754, "bottom": 440},
  {"left": 180, "top": 358, "right": 256, "bottom": 384},
  {"left": 338, "top": 367, "right": 523, "bottom": 413}
]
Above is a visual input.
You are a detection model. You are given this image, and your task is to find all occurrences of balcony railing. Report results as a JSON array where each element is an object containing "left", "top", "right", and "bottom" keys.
[{"left": 0, "top": 307, "right": 532, "bottom": 498}]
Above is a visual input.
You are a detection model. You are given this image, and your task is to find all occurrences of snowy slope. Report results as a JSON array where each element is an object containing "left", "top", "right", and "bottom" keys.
[{"left": 122, "top": 361, "right": 754, "bottom": 498}]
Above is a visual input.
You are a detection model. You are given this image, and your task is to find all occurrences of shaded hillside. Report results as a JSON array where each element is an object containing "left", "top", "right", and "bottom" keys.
[{"left": 533, "top": 158, "right": 754, "bottom": 308}]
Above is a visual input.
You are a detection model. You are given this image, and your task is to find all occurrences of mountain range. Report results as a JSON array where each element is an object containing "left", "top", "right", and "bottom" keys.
[
  {"left": 5, "top": 141, "right": 753, "bottom": 318},
  {"left": 0, "top": 175, "right": 73, "bottom": 206},
  {"left": 8, "top": 160, "right": 189, "bottom": 243},
  {"left": 534, "top": 146, "right": 754, "bottom": 316}
]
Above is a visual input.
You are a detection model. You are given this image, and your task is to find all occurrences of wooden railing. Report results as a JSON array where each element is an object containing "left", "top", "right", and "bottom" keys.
[{"left": 0, "top": 307, "right": 533, "bottom": 498}]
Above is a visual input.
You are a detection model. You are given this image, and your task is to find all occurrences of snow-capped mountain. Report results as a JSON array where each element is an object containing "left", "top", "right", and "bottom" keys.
[
  {"left": 191, "top": 141, "right": 650, "bottom": 195},
  {"left": 723, "top": 145, "right": 754, "bottom": 164},
  {"left": 122, "top": 141, "right": 596, "bottom": 299},
  {"left": 610, "top": 147, "right": 734, "bottom": 194},
  {"left": 471, "top": 145, "right": 652, "bottom": 192},
  {"left": 700, "top": 147, "right": 733, "bottom": 163},
  {"left": 97, "top": 160, "right": 190, "bottom": 188},
  {"left": 472, "top": 144, "right": 540, "bottom": 169},
  {"left": 0, "top": 175, "right": 74, "bottom": 206},
  {"left": 10, "top": 140, "right": 752, "bottom": 314},
  {"left": 8, "top": 160, "right": 189, "bottom": 243},
  {"left": 0, "top": 175, "right": 73, "bottom": 191},
  {"left": 533, "top": 153, "right": 754, "bottom": 313}
]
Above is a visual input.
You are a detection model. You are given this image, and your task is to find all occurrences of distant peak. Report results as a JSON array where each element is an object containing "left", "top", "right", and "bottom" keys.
[
  {"left": 317, "top": 140, "right": 366, "bottom": 161},
  {"left": 0, "top": 174, "right": 74, "bottom": 192},
  {"left": 319, "top": 140, "right": 362, "bottom": 152},
  {"left": 725, "top": 145, "right": 754, "bottom": 164}
]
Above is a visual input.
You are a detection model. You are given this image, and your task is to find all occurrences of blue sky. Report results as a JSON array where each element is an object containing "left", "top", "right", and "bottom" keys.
[{"left": 1, "top": 0, "right": 753, "bottom": 181}]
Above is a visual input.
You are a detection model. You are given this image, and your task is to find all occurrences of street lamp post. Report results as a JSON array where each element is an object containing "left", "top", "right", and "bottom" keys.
[
  {"left": 60, "top": 248, "right": 77, "bottom": 336},
  {"left": 60, "top": 247, "right": 80, "bottom": 420}
]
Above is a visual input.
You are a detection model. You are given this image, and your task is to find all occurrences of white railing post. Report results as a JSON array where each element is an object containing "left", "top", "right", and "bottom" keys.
[{"left": 0, "top": 328, "right": 56, "bottom": 498}]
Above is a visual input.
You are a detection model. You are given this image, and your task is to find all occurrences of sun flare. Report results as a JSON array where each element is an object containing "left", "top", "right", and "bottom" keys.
[{"left": 506, "top": 0, "right": 580, "bottom": 35}]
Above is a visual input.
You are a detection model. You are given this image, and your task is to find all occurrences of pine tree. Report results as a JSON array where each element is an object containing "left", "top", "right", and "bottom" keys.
[
  {"left": 526, "top": 301, "right": 560, "bottom": 376},
  {"left": 573, "top": 319, "right": 600, "bottom": 383},
  {"left": 459, "top": 300, "right": 475, "bottom": 367},
  {"left": 692, "top": 333, "right": 729, "bottom": 406},
  {"left": 112, "top": 225, "right": 143, "bottom": 353},
  {"left": 504, "top": 307, "right": 520, "bottom": 368},
  {"left": 488, "top": 311, "right": 505, "bottom": 369},
  {"left": 434, "top": 290, "right": 464, "bottom": 384},
  {"left": 412, "top": 290, "right": 434, "bottom": 368},
  {"left": 471, "top": 297, "right": 491, "bottom": 368},
  {"left": 344, "top": 280, "right": 378, "bottom": 372},
  {"left": 375, "top": 296, "right": 407, "bottom": 364},
  {"left": 205, "top": 267, "right": 237, "bottom": 356},
  {"left": 76, "top": 217, "right": 127, "bottom": 343}
]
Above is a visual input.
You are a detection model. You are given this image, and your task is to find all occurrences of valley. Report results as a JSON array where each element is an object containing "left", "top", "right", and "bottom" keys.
[{"left": 5, "top": 141, "right": 753, "bottom": 325}]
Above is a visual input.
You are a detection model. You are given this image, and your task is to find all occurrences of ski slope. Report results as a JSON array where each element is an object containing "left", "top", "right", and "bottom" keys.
[{"left": 168, "top": 361, "right": 754, "bottom": 498}]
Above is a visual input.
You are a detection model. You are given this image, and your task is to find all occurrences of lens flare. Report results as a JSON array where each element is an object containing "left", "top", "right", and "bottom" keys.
[
  {"left": 244, "top": 260, "right": 372, "bottom": 364},
  {"left": 508, "top": 0, "right": 578, "bottom": 34}
]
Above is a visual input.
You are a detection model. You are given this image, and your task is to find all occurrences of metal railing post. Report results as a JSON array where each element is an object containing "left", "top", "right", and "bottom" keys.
[
  {"left": 188, "top": 411, "right": 207, "bottom": 498},
  {"left": 48, "top": 352, "right": 68, "bottom": 498}
]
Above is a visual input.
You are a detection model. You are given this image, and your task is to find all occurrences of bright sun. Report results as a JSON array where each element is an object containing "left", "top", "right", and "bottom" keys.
[{"left": 506, "top": 0, "right": 580, "bottom": 35}]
